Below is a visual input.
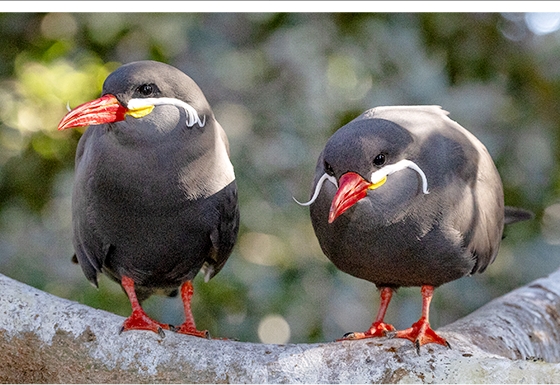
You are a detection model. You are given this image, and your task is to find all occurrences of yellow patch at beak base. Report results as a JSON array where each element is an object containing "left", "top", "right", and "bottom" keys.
[
  {"left": 127, "top": 105, "right": 154, "bottom": 118},
  {"left": 368, "top": 175, "right": 387, "bottom": 190}
]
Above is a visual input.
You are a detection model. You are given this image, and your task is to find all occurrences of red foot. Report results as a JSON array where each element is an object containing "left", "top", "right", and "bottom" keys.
[
  {"left": 119, "top": 276, "right": 170, "bottom": 337},
  {"left": 395, "top": 317, "right": 449, "bottom": 352},
  {"left": 173, "top": 323, "right": 210, "bottom": 338},
  {"left": 171, "top": 280, "right": 210, "bottom": 339},
  {"left": 337, "top": 321, "right": 396, "bottom": 341},
  {"left": 120, "top": 309, "right": 170, "bottom": 338}
]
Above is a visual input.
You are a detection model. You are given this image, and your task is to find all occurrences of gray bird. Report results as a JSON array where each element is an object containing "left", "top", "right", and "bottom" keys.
[
  {"left": 58, "top": 60, "right": 239, "bottom": 337},
  {"left": 297, "top": 106, "right": 531, "bottom": 351}
]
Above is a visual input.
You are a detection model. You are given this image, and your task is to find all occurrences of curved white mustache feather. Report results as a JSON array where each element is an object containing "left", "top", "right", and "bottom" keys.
[
  {"left": 293, "top": 159, "right": 429, "bottom": 207},
  {"left": 370, "top": 159, "right": 429, "bottom": 194},
  {"left": 127, "top": 97, "right": 206, "bottom": 128},
  {"left": 293, "top": 173, "right": 338, "bottom": 206}
]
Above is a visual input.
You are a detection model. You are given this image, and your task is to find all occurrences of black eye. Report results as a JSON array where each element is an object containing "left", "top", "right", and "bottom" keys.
[
  {"left": 137, "top": 84, "right": 155, "bottom": 97},
  {"left": 324, "top": 161, "right": 335, "bottom": 176},
  {"left": 373, "top": 153, "right": 386, "bottom": 166}
]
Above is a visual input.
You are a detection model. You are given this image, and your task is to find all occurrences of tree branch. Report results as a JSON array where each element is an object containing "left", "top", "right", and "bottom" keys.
[{"left": 1, "top": 269, "right": 560, "bottom": 383}]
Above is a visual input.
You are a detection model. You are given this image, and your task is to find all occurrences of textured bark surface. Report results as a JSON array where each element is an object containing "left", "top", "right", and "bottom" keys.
[{"left": 2, "top": 269, "right": 560, "bottom": 383}]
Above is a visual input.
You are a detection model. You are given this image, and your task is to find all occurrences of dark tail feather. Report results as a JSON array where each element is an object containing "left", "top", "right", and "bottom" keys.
[{"left": 504, "top": 206, "right": 534, "bottom": 225}]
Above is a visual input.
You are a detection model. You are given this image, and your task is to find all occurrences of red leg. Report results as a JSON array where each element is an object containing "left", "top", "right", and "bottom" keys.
[
  {"left": 172, "top": 281, "right": 209, "bottom": 338},
  {"left": 395, "top": 285, "right": 450, "bottom": 352},
  {"left": 119, "top": 276, "right": 169, "bottom": 337},
  {"left": 338, "top": 287, "right": 396, "bottom": 340}
]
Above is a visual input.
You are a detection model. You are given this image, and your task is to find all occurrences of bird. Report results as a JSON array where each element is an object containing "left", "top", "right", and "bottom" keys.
[
  {"left": 57, "top": 60, "right": 239, "bottom": 338},
  {"left": 296, "top": 105, "right": 532, "bottom": 352}
]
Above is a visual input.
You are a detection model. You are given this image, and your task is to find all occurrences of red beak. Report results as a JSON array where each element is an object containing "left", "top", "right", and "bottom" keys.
[
  {"left": 57, "top": 94, "right": 127, "bottom": 130},
  {"left": 328, "top": 172, "right": 372, "bottom": 223}
]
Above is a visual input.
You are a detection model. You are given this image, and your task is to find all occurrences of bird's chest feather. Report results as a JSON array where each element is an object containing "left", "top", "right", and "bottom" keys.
[
  {"left": 76, "top": 136, "right": 218, "bottom": 249},
  {"left": 312, "top": 191, "right": 474, "bottom": 287},
  {"left": 87, "top": 138, "right": 196, "bottom": 213}
]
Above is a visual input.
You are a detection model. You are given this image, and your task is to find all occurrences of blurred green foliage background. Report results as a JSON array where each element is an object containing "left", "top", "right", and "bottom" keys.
[{"left": 0, "top": 12, "right": 559, "bottom": 344}]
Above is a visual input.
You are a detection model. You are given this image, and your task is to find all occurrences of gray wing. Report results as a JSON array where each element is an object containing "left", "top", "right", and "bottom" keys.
[
  {"left": 201, "top": 119, "right": 239, "bottom": 281},
  {"left": 202, "top": 180, "right": 239, "bottom": 282},
  {"left": 405, "top": 110, "right": 506, "bottom": 276},
  {"left": 446, "top": 128, "right": 505, "bottom": 274}
]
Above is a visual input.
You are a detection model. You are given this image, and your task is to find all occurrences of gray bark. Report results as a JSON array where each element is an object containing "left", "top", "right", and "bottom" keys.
[{"left": 1, "top": 269, "right": 560, "bottom": 383}]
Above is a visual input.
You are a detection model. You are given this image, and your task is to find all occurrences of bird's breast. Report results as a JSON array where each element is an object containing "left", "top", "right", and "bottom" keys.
[{"left": 311, "top": 190, "right": 474, "bottom": 287}]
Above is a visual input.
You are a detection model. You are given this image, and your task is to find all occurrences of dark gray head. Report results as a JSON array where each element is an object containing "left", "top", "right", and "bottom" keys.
[
  {"left": 59, "top": 60, "right": 234, "bottom": 200},
  {"left": 58, "top": 60, "right": 214, "bottom": 138},
  {"left": 306, "top": 106, "right": 494, "bottom": 223},
  {"left": 102, "top": 60, "right": 212, "bottom": 118}
]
